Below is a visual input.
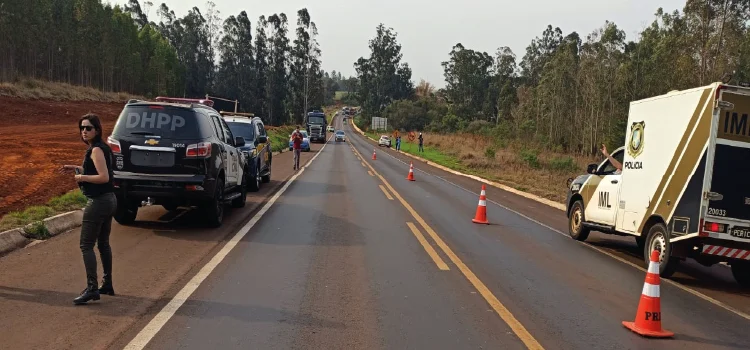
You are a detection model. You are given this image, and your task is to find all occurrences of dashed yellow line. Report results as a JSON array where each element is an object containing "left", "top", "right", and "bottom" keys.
[
  {"left": 406, "top": 222, "right": 449, "bottom": 270},
  {"left": 367, "top": 170, "right": 374, "bottom": 177},
  {"left": 351, "top": 143, "right": 543, "bottom": 350},
  {"left": 378, "top": 185, "right": 394, "bottom": 200},
  {"left": 361, "top": 161, "right": 366, "bottom": 167}
]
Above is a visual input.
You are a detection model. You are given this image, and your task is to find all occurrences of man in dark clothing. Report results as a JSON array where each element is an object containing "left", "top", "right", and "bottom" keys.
[
  {"left": 291, "top": 126, "right": 303, "bottom": 170},
  {"left": 418, "top": 133, "right": 424, "bottom": 152}
]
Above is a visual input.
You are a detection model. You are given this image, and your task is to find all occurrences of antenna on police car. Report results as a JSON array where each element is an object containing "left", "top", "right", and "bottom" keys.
[{"left": 206, "top": 94, "right": 239, "bottom": 113}]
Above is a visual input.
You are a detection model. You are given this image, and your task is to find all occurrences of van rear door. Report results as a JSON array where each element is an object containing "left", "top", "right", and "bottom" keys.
[{"left": 707, "top": 91, "right": 750, "bottom": 238}]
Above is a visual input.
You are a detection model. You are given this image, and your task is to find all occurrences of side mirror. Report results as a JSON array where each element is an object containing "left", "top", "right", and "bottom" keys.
[
  {"left": 586, "top": 163, "right": 598, "bottom": 174},
  {"left": 257, "top": 135, "right": 268, "bottom": 144},
  {"left": 234, "top": 136, "right": 246, "bottom": 147}
]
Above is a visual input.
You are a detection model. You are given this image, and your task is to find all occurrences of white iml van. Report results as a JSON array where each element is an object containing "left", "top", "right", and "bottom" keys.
[{"left": 565, "top": 82, "right": 750, "bottom": 286}]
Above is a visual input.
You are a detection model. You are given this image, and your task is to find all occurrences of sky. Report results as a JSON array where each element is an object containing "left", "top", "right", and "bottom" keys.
[{"left": 107, "top": 0, "right": 688, "bottom": 88}]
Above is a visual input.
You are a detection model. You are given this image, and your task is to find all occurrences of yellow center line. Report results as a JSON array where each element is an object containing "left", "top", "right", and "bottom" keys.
[
  {"left": 379, "top": 184, "right": 394, "bottom": 200},
  {"left": 367, "top": 170, "right": 374, "bottom": 177},
  {"left": 406, "top": 222, "right": 449, "bottom": 270},
  {"left": 361, "top": 161, "right": 366, "bottom": 167},
  {"left": 351, "top": 143, "right": 543, "bottom": 350}
]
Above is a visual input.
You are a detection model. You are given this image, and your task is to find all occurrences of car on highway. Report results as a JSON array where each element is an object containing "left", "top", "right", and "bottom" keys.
[
  {"left": 221, "top": 112, "right": 272, "bottom": 193},
  {"left": 335, "top": 130, "right": 346, "bottom": 142},
  {"left": 289, "top": 130, "right": 311, "bottom": 152},
  {"left": 327, "top": 125, "right": 334, "bottom": 133},
  {"left": 108, "top": 96, "right": 249, "bottom": 228},
  {"left": 378, "top": 135, "right": 391, "bottom": 147}
]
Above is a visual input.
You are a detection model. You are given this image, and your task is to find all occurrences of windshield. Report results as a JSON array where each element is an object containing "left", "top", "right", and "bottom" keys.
[
  {"left": 336, "top": 131, "right": 344, "bottom": 135},
  {"left": 112, "top": 105, "right": 206, "bottom": 140},
  {"left": 224, "top": 121, "right": 255, "bottom": 142},
  {"left": 308, "top": 116, "right": 325, "bottom": 124}
]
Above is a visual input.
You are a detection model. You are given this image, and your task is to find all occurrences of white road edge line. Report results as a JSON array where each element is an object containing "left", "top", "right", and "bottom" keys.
[
  {"left": 350, "top": 128, "right": 750, "bottom": 322},
  {"left": 124, "top": 134, "right": 334, "bottom": 350}
]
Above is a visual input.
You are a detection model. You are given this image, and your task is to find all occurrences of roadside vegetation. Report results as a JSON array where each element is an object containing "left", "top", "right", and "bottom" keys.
[
  {"left": 0, "top": 78, "right": 140, "bottom": 102},
  {"left": 0, "top": 190, "right": 87, "bottom": 237},
  {"left": 349, "top": 2, "right": 750, "bottom": 202}
]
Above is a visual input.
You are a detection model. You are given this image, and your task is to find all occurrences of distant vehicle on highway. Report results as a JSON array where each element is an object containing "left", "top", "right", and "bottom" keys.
[
  {"left": 327, "top": 125, "right": 334, "bottom": 133},
  {"left": 378, "top": 135, "right": 391, "bottom": 147},
  {"left": 108, "top": 96, "right": 249, "bottom": 228},
  {"left": 565, "top": 82, "right": 750, "bottom": 286},
  {"left": 289, "top": 130, "right": 311, "bottom": 152},
  {"left": 306, "top": 110, "right": 327, "bottom": 143},
  {"left": 335, "top": 130, "right": 346, "bottom": 142},
  {"left": 221, "top": 112, "right": 272, "bottom": 193}
]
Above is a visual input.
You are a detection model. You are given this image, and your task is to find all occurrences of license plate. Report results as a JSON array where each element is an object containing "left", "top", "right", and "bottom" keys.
[
  {"left": 131, "top": 150, "right": 175, "bottom": 167},
  {"left": 729, "top": 226, "right": 750, "bottom": 239}
]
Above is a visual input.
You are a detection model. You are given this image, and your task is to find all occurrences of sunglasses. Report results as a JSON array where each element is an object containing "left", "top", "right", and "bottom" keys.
[{"left": 79, "top": 125, "right": 94, "bottom": 131}]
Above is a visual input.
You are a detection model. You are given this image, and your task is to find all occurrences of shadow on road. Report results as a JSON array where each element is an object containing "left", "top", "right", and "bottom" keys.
[{"left": 0, "top": 285, "right": 347, "bottom": 329}]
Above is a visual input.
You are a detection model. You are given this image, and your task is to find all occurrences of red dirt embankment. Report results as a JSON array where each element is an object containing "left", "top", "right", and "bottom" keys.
[{"left": 0, "top": 96, "right": 124, "bottom": 217}]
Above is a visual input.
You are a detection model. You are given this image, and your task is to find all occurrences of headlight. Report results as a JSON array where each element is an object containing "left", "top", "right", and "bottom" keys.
[{"left": 571, "top": 183, "right": 581, "bottom": 192}]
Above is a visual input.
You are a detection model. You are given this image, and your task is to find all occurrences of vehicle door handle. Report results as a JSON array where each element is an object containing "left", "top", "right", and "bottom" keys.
[{"left": 611, "top": 180, "right": 619, "bottom": 184}]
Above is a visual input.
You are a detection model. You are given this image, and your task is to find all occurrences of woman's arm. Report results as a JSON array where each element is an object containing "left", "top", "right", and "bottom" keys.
[{"left": 76, "top": 147, "right": 110, "bottom": 184}]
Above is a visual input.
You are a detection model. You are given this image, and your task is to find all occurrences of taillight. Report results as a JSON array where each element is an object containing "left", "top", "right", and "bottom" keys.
[
  {"left": 108, "top": 136, "right": 121, "bottom": 154},
  {"left": 186, "top": 142, "right": 212, "bottom": 158},
  {"left": 703, "top": 220, "right": 726, "bottom": 233}
]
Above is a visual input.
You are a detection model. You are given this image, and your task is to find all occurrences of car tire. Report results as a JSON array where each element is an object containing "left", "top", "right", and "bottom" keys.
[
  {"left": 232, "top": 175, "right": 247, "bottom": 208},
  {"left": 205, "top": 177, "right": 225, "bottom": 228},
  {"left": 261, "top": 161, "right": 271, "bottom": 183},
  {"left": 731, "top": 261, "right": 750, "bottom": 287},
  {"left": 162, "top": 203, "right": 179, "bottom": 211},
  {"left": 247, "top": 165, "right": 260, "bottom": 192},
  {"left": 114, "top": 197, "right": 138, "bottom": 225},
  {"left": 644, "top": 222, "right": 680, "bottom": 278},
  {"left": 568, "top": 200, "right": 590, "bottom": 241}
]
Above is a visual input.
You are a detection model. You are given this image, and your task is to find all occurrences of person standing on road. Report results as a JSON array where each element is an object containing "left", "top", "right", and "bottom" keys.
[
  {"left": 292, "top": 125, "right": 303, "bottom": 170},
  {"left": 418, "top": 132, "right": 424, "bottom": 153},
  {"left": 61, "top": 113, "right": 117, "bottom": 305}
]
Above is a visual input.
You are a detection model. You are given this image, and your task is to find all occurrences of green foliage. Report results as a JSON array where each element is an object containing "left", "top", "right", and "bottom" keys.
[
  {"left": 465, "top": 120, "right": 493, "bottom": 136},
  {"left": 547, "top": 156, "right": 577, "bottom": 172},
  {"left": 484, "top": 146, "right": 496, "bottom": 160},
  {"left": 47, "top": 190, "right": 87, "bottom": 212},
  {"left": 24, "top": 221, "right": 51, "bottom": 240},
  {"left": 519, "top": 149, "right": 540, "bottom": 168}
]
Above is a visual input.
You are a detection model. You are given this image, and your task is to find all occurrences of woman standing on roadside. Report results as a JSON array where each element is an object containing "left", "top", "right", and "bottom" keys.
[{"left": 61, "top": 113, "right": 117, "bottom": 305}]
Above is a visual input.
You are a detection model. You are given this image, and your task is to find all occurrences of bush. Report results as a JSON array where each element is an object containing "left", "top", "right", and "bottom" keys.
[
  {"left": 465, "top": 120, "right": 493, "bottom": 135},
  {"left": 547, "top": 156, "right": 577, "bottom": 172},
  {"left": 519, "top": 148, "right": 540, "bottom": 168},
  {"left": 24, "top": 221, "right": 50, "bottom": 240},
  {"left": 484, "top": 146, "right": 496, "bottom": 160}
]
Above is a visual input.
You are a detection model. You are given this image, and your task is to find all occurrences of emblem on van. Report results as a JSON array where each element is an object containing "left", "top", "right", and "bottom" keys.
[
  {"left": 628, "top": 121, "right": 645, "bottom": 158},
  {"left": 145, "top": 139, "right": 159, "bottom": 145}
]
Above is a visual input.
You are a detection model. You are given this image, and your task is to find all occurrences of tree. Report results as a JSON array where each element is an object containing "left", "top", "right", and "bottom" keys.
[{"left": 354, "top": 23, "right": 414, "bottom": 120}]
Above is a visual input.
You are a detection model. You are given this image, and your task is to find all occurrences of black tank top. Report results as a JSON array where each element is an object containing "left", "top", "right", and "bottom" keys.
[{"left": 80, "top": 140, "right": 114, "bottom": 198}]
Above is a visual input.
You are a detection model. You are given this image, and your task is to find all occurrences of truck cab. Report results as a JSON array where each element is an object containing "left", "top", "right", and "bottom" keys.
[{"left": 306, "top": 110, "right": 327, "bottom": 143}]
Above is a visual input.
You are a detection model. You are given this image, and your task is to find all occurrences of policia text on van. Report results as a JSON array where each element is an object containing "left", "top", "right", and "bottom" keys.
[{"left": 566, "top": 82, "right": 750, "bottom": 287}]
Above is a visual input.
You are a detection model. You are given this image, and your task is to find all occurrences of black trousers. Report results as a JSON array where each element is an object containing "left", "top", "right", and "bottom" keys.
[{"left": 80, "top": 192, "right": 117, "bottom": 287}]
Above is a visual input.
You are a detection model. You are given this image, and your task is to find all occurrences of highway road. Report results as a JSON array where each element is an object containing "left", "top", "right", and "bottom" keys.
[{"left": 1, "top": 112, "right": 749, "bottom": 350}]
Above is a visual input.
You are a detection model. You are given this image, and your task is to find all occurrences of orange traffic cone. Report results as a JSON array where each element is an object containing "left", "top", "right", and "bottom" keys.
[
  {"left": 372, "top": 149, "right": 377, "bottom": 160},
  {"left": 471, "top": 185, "right": 489, "bottom": 224},
  {"left": 406, "top": 161, "right": 415, "bottom": 181},
  {"left": 622, "top": 250, "right": 674, "bottom": 338}
]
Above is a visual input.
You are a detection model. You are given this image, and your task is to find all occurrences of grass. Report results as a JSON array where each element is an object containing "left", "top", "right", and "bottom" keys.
[
  {"left": 0, "top": 189, "right": 87, "bottom": 236},
  {"left": 265, "top": 125, "right": 296, "bottom": 153},
  {"left": 358, "top": 126, "right": 598, "bottom": 203},
  {"left": 334, "top": 91, "right": 349, "bottom": 100},
  {"left": 0, "top": 77, "right": 141, "bottom": 102}
]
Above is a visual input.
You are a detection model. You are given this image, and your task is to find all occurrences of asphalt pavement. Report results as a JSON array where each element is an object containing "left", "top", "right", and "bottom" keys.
[{"left": 2, "top": 113, "right": 749, "bottom": 350}]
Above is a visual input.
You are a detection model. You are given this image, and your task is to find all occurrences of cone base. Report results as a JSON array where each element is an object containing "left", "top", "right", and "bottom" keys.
[
  {"left": 622, "top": 321, "right": 674, "bottom": 338},
  {"left": 407, "top": 177, "right": 415, "bottom": 181},
  {"left": 472, "top": 218, "right": 489, "bottom": 225}
]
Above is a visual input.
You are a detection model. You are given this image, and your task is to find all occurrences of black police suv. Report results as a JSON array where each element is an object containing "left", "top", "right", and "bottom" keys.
[
  {"left": 107, "top": 97, "right": 248, "bottom": 228},
  {"left": 221, "top": 112, "right": 272, "bottom": 192}
]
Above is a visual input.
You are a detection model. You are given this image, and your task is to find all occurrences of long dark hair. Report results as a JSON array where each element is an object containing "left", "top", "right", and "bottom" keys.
[{"left": 79, "top": 113, "right": 103, "bottom": 145}]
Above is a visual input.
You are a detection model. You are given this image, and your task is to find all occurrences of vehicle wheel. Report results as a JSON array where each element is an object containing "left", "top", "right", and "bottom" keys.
[
  {"left": 114, "top": 198, "right": 138, "bottom": 225},
  {"left": 261, "top": 163, "right": 271, "bottom": 183},
  {"left": 232, "top": 175, "right": 247, "bottom": 208},
  {"left": 247, "top": 165, "right": 260, "bottom": 192},
  {"left": 568, "top": 200, "right": 590, "bottom": 241},
  {"left": 644, "top": 223, "right": 680, "bottom": 278},
  {"left": 731, "top": 261, "right": 750, "bottom": 287},
  {"left": 204, "top": 177, "right": 225, "bottom": 228}
]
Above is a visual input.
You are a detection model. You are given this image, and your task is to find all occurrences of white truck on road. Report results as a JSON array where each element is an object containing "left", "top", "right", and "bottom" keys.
[{"left": 566, "top": 82, "right": 750, "bottom": 286}]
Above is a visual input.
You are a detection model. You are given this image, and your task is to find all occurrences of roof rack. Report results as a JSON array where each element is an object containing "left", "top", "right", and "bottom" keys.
[
  {"left": 154, "top": 96, "right": 215, "bottom": 108},
  {"left": 219, "top": 111, "right": 255, "bottom": 118}
]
